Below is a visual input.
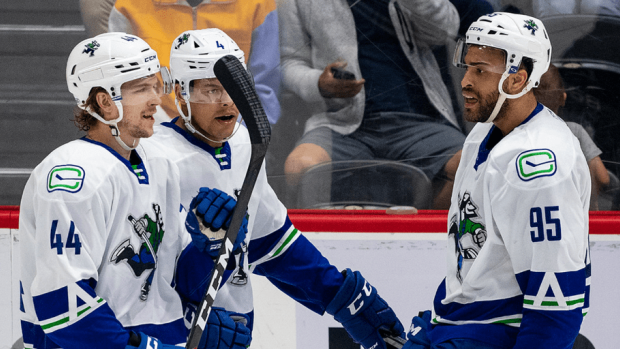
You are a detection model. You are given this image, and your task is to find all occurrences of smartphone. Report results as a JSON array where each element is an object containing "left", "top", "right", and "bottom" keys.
[{"left": 331, "top": 67, "right": 356, "bottom": 80}]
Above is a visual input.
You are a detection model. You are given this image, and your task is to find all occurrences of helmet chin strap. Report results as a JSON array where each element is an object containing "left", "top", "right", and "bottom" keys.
[
  {"left": 484, "top": 71, "right": 535, "bottom": 124},
  {"left": 175, "top": 95, "right": 241, "bottom": 145},
  {"left": 86, "top": 101, "right": 137, "bottom": 152}
]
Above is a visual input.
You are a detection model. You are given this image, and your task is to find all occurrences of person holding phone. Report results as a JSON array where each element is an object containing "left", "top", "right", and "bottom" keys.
[{"left": 280, "top": 0, "right": 466, "bottom": 209}]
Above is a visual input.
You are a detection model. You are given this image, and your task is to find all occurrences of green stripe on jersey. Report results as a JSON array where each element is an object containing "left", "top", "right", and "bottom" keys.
[
  {"left": 40, "top": 297, "right": 104, "bottom": 331},
  {"left": 272, "top": 229, "right": 299, "bottom": 258}
]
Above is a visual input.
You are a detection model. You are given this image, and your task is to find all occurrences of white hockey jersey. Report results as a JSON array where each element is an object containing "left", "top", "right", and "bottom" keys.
[
  {"left": 19, "top": 138, "right": 192, "bottom": 349},
  {"left": 142, "top": 119, "right": 345, "bottom": 330},
  {"left": 431, "top": 104, "right": 591, "bottom": 349}
]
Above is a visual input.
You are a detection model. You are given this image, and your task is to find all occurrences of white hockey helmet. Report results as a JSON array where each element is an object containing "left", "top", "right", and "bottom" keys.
[
  {"left": 454, "top": 12, "right": 552, "bottom": 122},
  {"left": 66, "top": 33, "right": 172, "bottom": 150},
  {"left": 169, "top": 28, "right": 246, "bottom": 143}
]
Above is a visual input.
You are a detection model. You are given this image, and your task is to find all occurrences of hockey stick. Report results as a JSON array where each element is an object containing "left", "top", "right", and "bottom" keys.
[
  {"left": 379, "top": 328, "right": 407, "bottom": 349},
  {"left": 185, "top": 55, "right": 271, "bottom": 349}
]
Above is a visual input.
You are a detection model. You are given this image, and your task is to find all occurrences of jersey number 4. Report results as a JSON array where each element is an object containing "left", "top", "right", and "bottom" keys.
[
  {"left": 529, "top": 206, "right": 561, "bottom": 242},
  {"left": 50, "top": 220, "right": 82, "bottom": 254}
]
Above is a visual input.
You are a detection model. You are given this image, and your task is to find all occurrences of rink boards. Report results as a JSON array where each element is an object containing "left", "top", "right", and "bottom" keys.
[{"left": 1, "top": 208, "right": 618, "bottom": 348}]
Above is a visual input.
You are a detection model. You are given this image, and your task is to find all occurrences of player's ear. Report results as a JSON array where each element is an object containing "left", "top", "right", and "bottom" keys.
[
  {"left": 508, "top": 69, "right": 529, "bottom": 94},
  {"left": 561, "top": 92, "right": 567, "bottom": 107},
  {"left": 95, "top": 91, "right": 115, "bottom": 116},
  {"left": 175, "top": 83, "right": 186, "bottom": 106}
]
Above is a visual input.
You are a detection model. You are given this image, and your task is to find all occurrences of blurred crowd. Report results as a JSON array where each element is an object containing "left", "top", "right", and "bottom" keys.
[{"left": 77, "top": 0, "right": 620, "bottom": 211}]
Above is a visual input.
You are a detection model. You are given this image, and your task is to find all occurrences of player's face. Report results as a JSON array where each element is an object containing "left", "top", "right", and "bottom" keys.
[
  {"left": 189, "top": 78, "right": 240, "bottom": 144},
  {"left": 118, "top": 75, "right": 163, "bottom": 139},
  {"left": 461, "top": 45, "right": 506, "bottom": 123}
]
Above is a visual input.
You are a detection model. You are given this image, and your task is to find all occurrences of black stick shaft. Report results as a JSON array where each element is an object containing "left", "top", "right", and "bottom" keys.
[{"left": 185, "top": 55, "right": 270, "bottom": 349}]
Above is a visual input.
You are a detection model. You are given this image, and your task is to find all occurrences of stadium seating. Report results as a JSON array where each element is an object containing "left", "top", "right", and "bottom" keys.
[
  {"left": 0, "top": 0, "right": 87, "bottom": 205},
  {"left": 297, "top": 160, "right": 433, "bottom": 209}
]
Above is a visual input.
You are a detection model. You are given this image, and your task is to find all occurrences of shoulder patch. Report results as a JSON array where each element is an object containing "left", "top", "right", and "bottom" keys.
[
  {"left": 47, "top": 165, "right": 85, "bottom": 193},
  {"left": 516, "top": 149, "right": 556, "bottom": 181}
]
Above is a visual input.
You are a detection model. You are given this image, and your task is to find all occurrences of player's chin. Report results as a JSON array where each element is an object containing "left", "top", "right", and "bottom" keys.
[{"left": 463, "top": 107, "right": 479, "bottom": 123}]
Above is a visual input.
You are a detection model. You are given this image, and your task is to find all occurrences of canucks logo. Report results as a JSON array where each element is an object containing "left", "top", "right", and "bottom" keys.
[
  {"left": 449, "top": 192, "right": 487, "bottom": 283},
  {"left": 516, "top": 149, "right": 557, "bottom": 181},
  {"left": 110, "top": 204, "right": 165, "bottom": 301},
  {"left": 82, "top": 40, "right": 100, "bottom": 57},
  {"left": 175, "top": 33, "right": 190, "bottom": 49},
  {"left": 523, "top": 19, "right": 538, "bottom": 35},
  {"left": 47, "top": 165, "right": 85, "bottom": 193}
]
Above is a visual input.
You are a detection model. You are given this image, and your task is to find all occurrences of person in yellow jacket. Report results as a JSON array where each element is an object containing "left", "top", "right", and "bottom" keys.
[{"left": 107, "top": 0, "right": 281, "bottom": 124}]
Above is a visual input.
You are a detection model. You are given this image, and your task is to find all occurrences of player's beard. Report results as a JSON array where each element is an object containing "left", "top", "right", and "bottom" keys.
[
  {"left": 119, "top": 116, "right": 153, "bottom": 139},
  {"left": 463, "top": 87, "right": 509, "bottom": 123}
]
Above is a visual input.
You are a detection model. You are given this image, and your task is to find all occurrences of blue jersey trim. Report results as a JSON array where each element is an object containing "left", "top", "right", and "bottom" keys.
[
  {"left": 24, "top": 301, "right": 129, "bottom": 349},
  {"left": 474, "top": 126, "right": 503, "bottom": 171},
  {"left": 33, "top": 279, "right": 98, "bottom": 321},
  {"left": 519, "top": 103, "right": 544, "bottom": 126},
  {"left": 80, "top": 137, "right": 149, "bottom": 184},
  {"left": 247, "top": 216, "right": 293, "bottom": 264},
  {"left": 429, "top": 323, "right": 518, "bottom": 348},
  {"left": 515, "top": 269, "right": 586, "bottom": 299},
  {"left": 161, "top": 117, "right": 232, "bottom": 170},
  {"left": 433, "top": 279, "right": 524, "bottom": 323},
  {"left": 473, "top": 103, "right": 545, "bottom": 171}
]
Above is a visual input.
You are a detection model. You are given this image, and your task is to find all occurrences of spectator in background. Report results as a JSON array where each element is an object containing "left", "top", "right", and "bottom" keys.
[
  {"left": 534, "top": 63, "right": 610, "bottom": 210},
  {"left": 101, "top": 0, "right": 281, "bottom": 124},
  {"left": 486, "top": 0, "right": 620, "bottom": 18},
  {"left": 280, "top": 0, "right": 465, "bottom": 209},
  {"left": 78, "top": 0, "right": 114, "bottom": 36}
]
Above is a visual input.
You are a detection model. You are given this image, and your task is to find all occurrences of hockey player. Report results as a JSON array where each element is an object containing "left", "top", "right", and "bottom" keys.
[
  {"left": 140, "top": 28, "right": 405, "bottom": 349},
  {"left": 401, "top": 13, "right": 591, "bottom": 349},
  {"left": 19, "top": 33, "right": 253, "bottom": 349}
]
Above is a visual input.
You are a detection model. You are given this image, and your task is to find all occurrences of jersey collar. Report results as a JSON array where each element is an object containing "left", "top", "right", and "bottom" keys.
[
  {"left": 473, "top": 103, "right": 545, "bottom": 171},
  {"left": 161, "top": 117, "right": 232, "bottom": 170},
  {"left": 519, "top": 103, "right": 545, "bottom": 127},
  {"left": 80, "top": 137, "right": 149, "bottom": 184}
]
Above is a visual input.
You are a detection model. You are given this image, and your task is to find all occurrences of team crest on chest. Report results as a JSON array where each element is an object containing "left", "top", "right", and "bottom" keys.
[
  {"left": 449, "top": 192, "right": 487, "bottom": 283},
  {"left": 110, "top": 203, "right": 165, "bottom": 301}
]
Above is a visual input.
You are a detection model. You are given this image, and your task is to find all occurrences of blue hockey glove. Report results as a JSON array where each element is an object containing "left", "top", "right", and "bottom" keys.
[
  {"left": 125, "top": 331, "right": 182, "bottom": 349},
  {"left": 326, "top": 269, "right": 405, "bottom": 349},
  {"left": 198, "top": 307, "right": 252, "bottom": 349},
  {"left": 402, "top": 311, "right": 432, "bottom": 349},
  {"left": 186, "top": 187, "right": 248, "bottom": 258}
]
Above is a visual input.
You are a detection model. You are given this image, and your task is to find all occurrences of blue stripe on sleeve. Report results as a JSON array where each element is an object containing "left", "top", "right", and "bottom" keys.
[
  {"left": 433, "top": 280, "right": 524, "bottom": 323},
  {"left": 249, "top": 9, "right": 281, "bottom": 124},
  {"left": 29, "top": 303, "right": 129, "bottom": 349},
  {"left": 253, "top": 234, "right": 343, "bottom": 314},
  {"left": 32, "top": 279, "right": 98, "bottom": 321},
  {"left": 247, "top": 216, "right": 292, "bottom": 264},
  {"left": 515, "top": 269, "right": 586, "bottom": 299}
]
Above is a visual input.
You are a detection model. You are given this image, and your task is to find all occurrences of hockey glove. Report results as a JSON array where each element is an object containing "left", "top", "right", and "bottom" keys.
[
  {"left": 125, "top": 331, "right": 182, "bottom": 349},
  {"left": 199, "top": 307, "right": 252, "bottom": 349},
  {"left": 326, "top": 268, "right": 405, "bottom": 349},
  {"left": 186, "top": 187, "right": 248, "bottom": 259},
  {"left": 402, "top": 311, "right": 432, "bottom": 349}
]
